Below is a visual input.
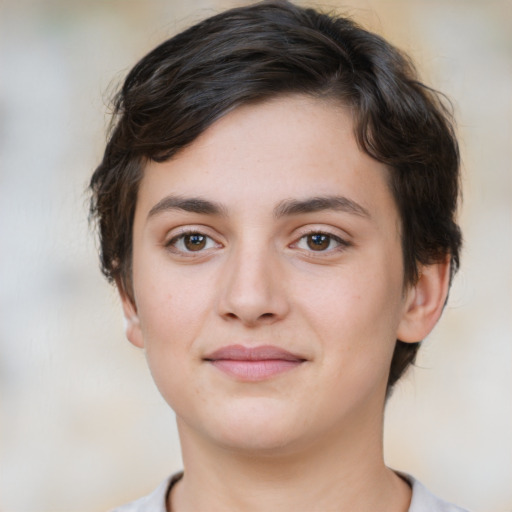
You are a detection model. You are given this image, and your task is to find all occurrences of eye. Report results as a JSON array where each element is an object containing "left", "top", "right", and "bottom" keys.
[
  {"left": 294, "top": 232, "right": 347, "bottom": 252},
  {"left": 167, "top": 231, "right": 219, "bottom": 253}
]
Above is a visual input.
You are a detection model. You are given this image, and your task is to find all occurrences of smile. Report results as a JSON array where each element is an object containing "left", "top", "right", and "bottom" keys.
[{"left": 204, "top": 344, "right": 307, "bottom": 381}]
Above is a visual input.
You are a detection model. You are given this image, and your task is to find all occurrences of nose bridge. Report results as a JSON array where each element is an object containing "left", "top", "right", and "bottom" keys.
[{"left": 217, "top": 233, "right": 288, "bottom": 325}]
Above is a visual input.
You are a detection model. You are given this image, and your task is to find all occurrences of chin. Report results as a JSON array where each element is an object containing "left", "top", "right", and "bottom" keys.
[
  {"left": 215, "top": 427, "right": 305, "bottom": 456},
  {"left": 198, "top": 398, "right": 309, "bottom": 455}
]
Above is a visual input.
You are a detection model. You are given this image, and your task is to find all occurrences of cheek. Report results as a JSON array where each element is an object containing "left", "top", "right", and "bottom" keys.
[
  {"left": 134, "top": 254, "right": 214, "bottom": 338},
  {"left": 138, "top": 286, "right": 209, "bottom": 353},
  {"left": 295, "top": 255, "right": 405, "bottom": 358},
  {"left": 132, "top": 262, "right": 217, "bottom": 399},
  {"left": 137, "top": 290, "right": 200, "bottom": 413}
]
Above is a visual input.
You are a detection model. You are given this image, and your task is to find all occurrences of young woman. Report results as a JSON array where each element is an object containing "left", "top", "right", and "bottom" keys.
[{"left": 90, "top": 2, "right": 467, "bottom": 510}]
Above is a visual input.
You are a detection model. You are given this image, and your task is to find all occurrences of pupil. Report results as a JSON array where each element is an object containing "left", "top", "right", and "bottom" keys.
[
  {"left": 185, "top": 234, "right": 206, "bottom": 251},
  {"left": 308, "top": 234, "right": 329, "bottom": 251}
]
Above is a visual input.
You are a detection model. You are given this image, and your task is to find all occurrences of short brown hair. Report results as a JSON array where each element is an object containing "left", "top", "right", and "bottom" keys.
[{"left": 89, "top": 1, "right": 462, "bottom": 390}]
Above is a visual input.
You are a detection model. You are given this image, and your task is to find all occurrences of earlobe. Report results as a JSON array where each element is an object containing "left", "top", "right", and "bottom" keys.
[
  {"left": 397, "top": 258, "right": 452, "bottom": 343},
  {"left": 115, "top": 277, "right": 145, "bottom": 349}
]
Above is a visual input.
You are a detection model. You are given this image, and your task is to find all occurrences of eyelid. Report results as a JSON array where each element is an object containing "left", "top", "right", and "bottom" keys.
[
  {"left": 164, "top": 224, "right": 221, "bottom": 241},
  {"left": 164, "top": 226, "right": 223, "bottom": 255},
  {"left": 290, "top": 227, "right": 352, "bottom": 253}
]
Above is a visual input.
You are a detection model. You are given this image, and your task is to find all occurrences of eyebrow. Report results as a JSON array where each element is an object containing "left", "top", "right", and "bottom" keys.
[
  {"left": 147, "top": 194, "right": 370, "bottom": 220},
  {"left": 148, "top": 195, "right": 227, "bottom": 218},
  {"left": 273, "top": 196, "right": 370, "bottom": 219}
]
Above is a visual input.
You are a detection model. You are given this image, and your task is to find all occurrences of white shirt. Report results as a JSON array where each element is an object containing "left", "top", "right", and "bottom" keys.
[{"left": 112, "top": 473, "right": 470, "bottom": 512}]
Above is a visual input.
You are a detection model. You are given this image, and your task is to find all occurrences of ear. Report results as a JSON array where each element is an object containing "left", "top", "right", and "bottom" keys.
[
  {"left": 397, "top": 258, "right": 452, "bottom": 343},
  {"left": 115, "top": 277, "right": 145, "bottom": 349}
]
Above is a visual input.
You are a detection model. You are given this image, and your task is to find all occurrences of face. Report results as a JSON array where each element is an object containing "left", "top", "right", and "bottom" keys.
[{"left": 122, "top": 96, "right": 420, "bottom": 455}]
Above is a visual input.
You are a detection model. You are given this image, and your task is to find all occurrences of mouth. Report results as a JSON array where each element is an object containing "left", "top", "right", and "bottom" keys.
[{"left": 203, "top": 344, "right": 307, "bottom": 381}]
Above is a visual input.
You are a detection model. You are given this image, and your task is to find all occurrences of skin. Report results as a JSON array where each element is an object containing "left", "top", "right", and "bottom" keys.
[{"left": 118, "top": 95, "right": 451, "bottom": 511}]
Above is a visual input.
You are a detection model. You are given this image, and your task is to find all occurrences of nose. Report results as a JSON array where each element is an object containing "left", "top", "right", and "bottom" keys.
[{"left": 216, "top": 242, "right": 290, "bottom": 327}]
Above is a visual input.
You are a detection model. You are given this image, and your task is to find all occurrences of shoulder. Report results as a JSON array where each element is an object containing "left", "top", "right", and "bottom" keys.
[
  {"left": 406, "top": 474, "right": 470, "bottom": 512},
  {"left": 109, "top": 474, "right": 182, "bottom": 512}
]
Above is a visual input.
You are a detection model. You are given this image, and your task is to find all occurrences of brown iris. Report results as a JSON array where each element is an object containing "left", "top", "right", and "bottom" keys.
[
  {"left": 307, "top": 233, "right": 330, "bottom": 251},
  {"left": 184, "top": 233, "right": 207, "bottom": 251}
]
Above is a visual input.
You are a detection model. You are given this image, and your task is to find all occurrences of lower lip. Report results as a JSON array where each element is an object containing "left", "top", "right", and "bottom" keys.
[{"left": 209, "top": 359, "right": 303, "bottom": 381}]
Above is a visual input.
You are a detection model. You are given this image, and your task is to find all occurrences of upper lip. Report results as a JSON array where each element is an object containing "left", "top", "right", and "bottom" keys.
[{"left": 204, "top": 344, "right": 306, "bottom": 362}]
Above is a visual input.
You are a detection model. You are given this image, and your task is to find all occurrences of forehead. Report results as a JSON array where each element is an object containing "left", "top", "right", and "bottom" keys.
[{"left": 136, "top": 95, "right": 397, "bottom": 228}]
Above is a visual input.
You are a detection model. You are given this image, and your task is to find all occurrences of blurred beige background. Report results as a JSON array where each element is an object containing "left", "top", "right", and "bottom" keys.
[{"left": 1, "top": 0, "right": 511, "bottom": 511}]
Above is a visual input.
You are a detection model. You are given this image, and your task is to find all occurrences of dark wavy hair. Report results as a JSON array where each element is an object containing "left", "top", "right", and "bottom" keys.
[{"left": 89, "top": 0, "right": 461, "bottom": 391}]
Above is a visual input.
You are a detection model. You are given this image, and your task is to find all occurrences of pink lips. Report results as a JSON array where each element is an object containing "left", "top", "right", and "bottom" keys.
[{"left": 204, "top": 345, "right": 306, "bottom": 381}]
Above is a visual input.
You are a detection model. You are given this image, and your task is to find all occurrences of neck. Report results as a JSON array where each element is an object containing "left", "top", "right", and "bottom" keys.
[{"left": 170, "top": 408, "right": 411, "bottom": 512}]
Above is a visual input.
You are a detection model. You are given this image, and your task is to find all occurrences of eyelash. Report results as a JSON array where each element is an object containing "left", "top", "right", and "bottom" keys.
[
  {"left": 165, "top": 229, "right": 221, "bottom": 255},
  {"left": 165, "top": 228, "right": 350, "bottom": 257},
  {"left": 292, "top": 230, "right": 351, "bottom": 254}
]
